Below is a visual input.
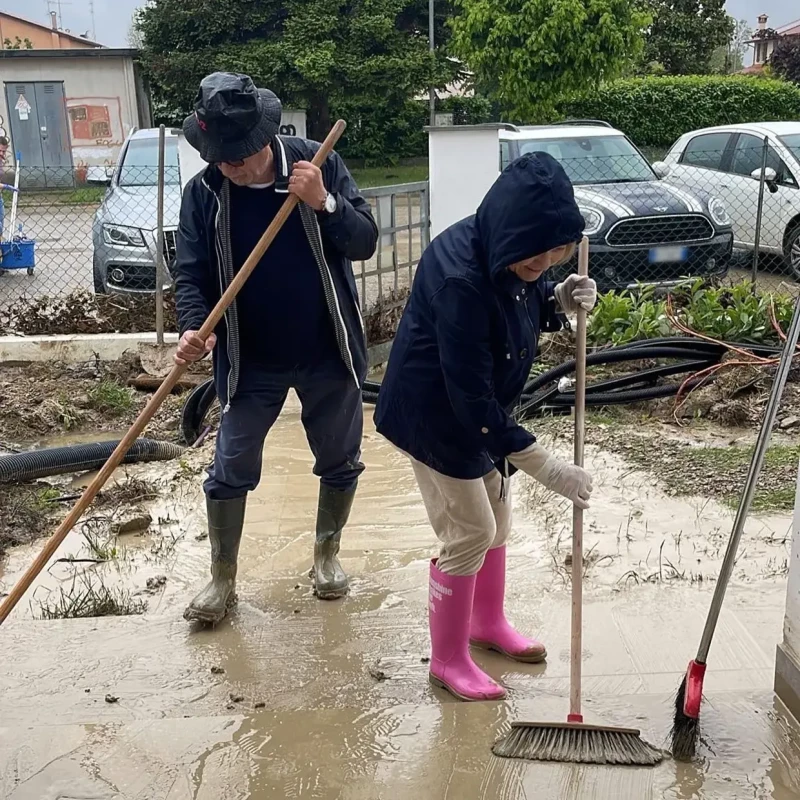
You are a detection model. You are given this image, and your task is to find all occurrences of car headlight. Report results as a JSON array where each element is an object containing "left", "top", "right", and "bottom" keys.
[
  {"left": 579, "top": 207, "right": 604, "bottom": 236},
  {"left": 102, "top": 224, "right": 146, "bottom": 248},
  {"left": 708, "top": 197, "right": 730, "bottom": 227}
]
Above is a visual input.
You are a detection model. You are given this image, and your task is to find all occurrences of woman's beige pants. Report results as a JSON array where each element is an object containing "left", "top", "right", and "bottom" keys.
[{"left": 408, "top": 455, "right": 511, "bottom": 576}]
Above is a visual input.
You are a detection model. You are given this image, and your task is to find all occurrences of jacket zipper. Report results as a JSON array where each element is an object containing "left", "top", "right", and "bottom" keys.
[
  {"left": 299, "top": 204, "right": 360, "bottom": 388},
  {"left": 202, "top": 176, "right": 233, "bottom": 413}
]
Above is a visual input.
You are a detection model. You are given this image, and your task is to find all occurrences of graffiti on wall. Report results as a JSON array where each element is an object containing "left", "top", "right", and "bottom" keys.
[{"left": 66, "top": 96, "right": 125, "bottom": 169}]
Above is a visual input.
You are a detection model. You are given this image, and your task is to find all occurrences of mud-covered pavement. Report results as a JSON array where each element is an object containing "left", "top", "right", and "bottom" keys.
[{"left": 2, "top": 401, "right": 800, "bottom": 799}]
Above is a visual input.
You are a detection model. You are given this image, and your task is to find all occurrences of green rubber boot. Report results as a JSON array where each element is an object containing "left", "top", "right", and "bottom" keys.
[
  {"left": 184, "top": 496, "right": 246, "bottom": 625},
  {"left": 312, "top": 484, "right": 355, "bottom": 600}
]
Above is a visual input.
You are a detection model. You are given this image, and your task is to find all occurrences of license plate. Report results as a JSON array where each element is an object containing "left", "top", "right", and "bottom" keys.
[{"left": 649, "top": 246, "right": 688, "bottom": 263}]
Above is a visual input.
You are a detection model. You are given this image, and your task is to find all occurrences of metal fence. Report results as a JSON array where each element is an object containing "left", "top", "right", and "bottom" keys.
[
  {"left": 2, "top": 135, "right": 799, "bottom": 338},
  {"left": 0, "top": 158, "right": 429, "bottom": 340}
]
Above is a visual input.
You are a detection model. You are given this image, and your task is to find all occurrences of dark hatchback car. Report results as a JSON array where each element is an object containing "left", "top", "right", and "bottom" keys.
[{"left": 499, "top": 122, "right": 734, "bottom": 290}]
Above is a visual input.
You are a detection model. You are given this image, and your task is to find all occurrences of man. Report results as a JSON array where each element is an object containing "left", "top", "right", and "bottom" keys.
[{"left": 175, "top": 72, "right": 378, "bottom": 624}]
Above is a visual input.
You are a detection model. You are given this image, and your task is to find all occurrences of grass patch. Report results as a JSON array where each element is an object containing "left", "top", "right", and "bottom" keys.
[
  {"left": 88, "top": 380, "right": 135, "bottom": 415},
  {"left": 16, "top": 186, "right": 106, "bottom": 207},
  {"left": 535, "top": 416, "right": 799, "bottom": 513},
  {"left": 350, "top": 164, "right": 428, "bottom": 188},
  {"left": 36, "top": 573, "right": 146, "bottom": 619},
  {"left": 603, "top": 430, "right": 799, "bottom": 512}
]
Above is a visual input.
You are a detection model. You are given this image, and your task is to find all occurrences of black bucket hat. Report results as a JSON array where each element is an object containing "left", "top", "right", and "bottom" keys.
[{"left": 183, "top": 72, "right": 282, "bottom": 163}]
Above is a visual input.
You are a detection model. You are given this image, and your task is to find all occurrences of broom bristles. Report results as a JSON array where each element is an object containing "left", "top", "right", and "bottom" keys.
[
  {"left": 671, "top": 674, "right": 699, "bottom": 761},
  {"left": 493, "top": 723, "right": 663, "bottom": 766}
]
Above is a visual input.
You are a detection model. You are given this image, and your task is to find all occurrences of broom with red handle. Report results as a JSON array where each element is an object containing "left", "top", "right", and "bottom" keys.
[
  {"left": 671, "top": 291, "right": 800, "bottom": 760},
  {"left": 0, "top": 120, "right": 348, "bottom": 626}
]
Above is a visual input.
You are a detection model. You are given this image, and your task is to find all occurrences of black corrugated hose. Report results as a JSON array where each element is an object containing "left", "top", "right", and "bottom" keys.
[
  {"left": 0, "top": 439, "right": 185, "bottom": 484},
  {"left": 179, "top": 337, "right": 782, "bottom": 443}
]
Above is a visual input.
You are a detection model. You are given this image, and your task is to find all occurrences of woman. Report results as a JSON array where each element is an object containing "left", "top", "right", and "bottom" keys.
[{"left": 375, "top": 152, "right": 597, "bottom": 701}]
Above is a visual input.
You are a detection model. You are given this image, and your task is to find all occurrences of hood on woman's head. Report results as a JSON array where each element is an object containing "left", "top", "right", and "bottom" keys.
[{"left": 476, "top": 151, "right": 585, "bottom": 280}]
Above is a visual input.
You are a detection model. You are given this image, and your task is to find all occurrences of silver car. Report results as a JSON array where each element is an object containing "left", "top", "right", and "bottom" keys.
[{"left": 92, "top": 128, "right": 184, "bottom": 294}]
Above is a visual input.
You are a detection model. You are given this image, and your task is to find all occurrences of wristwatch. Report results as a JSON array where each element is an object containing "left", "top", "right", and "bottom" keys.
[{"left": 321, "top": 192, "right": 337, "bottom": 215}]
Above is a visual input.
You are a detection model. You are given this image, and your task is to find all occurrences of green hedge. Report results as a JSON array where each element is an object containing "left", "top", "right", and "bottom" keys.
[{"left": 559, "top": 76, "right": 800, "bottom": 147}]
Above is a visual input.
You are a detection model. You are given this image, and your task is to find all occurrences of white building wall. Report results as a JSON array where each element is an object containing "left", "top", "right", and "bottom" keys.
[{"left": 0, "top": 55, "right": 140, "bottom": 169}]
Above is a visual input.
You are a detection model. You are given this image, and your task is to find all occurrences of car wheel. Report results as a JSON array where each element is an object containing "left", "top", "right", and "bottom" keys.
[
  {"left": 786, "top": 224, "right": 800, "bottom": 281},
  {"left": 93, "top": 253, "right": 107, "bottom": 294}
]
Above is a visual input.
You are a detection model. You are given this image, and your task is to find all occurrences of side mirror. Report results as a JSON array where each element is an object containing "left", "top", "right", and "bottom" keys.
[
  {"left": 652, "top": 161, "right": 671, "bottom": 179},
  {"left": 86, "top": 165, "right": 112, "bottom": 185},
  {"left": 750, "top": 167, "right": 777, "bottom": 182}
]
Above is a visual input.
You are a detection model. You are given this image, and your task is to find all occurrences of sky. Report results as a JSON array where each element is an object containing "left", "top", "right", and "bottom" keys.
[{"left": 0, "top": 0, "right": 797, "bottom": 49}]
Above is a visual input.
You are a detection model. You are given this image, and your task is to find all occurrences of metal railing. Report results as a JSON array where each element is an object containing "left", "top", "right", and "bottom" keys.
[{"left": 356, "top": 181, "right": 429, "bottom": 309}]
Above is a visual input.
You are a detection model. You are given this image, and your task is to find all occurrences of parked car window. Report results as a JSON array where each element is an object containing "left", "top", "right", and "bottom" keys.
[
  {"left": 518, "top": 135, "right": 654, "bottom": 185},
  {"left": 730, "top": 134, "right": 798, "bottom": 187},
  {"left": 118, "top": 138, "right": 180, "bottom": 187},
  {"left": 779, "top": 133, "right": 800, "bottom": 168},
  {"left": 500, "top": 141, "right": 512, "bottom": 171},
  {"left": 679, "top": 133, "right": 731, "bottom": 170}
]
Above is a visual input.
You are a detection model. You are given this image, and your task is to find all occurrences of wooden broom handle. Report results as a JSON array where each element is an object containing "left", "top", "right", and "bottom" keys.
[
  {"left": 569, "top": 237, "right": 589, "bottom": 722},
  {"left": 0, "top": 120, "right": 348, "bottom": 626}
]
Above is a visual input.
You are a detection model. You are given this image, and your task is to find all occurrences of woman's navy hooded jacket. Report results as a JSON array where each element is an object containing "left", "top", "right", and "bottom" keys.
[{"left": 375, "top": 152, "right": 585, "bottom": 480}]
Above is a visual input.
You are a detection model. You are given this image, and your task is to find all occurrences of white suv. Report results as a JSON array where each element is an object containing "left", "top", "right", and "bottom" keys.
[{"left": 660, "top": 122, "right": 800, "bottom": 277}]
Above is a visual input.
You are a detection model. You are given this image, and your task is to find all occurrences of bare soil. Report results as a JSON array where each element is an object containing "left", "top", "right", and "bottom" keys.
[{"left": 0, "top": 354, "right": 210, "bottom": 447}]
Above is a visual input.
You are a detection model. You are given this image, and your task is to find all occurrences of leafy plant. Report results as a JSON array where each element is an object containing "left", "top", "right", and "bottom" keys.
[
  {"left": 588, "top": 279, "right": 794, "bottom": 346},
  {"left": 450, "top": 0, "right": 650, "bottom": 120},
  {"left": 588, "top": 286, "right": 671, "bottom": 345}
]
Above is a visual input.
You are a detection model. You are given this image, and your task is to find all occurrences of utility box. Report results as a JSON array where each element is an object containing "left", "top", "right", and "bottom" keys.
[
  {"left": 776, "top": 460, "right": 800, "bottom": 720},
  {"left": 427, "top": 124, "right": 512, "bottom": 239}
]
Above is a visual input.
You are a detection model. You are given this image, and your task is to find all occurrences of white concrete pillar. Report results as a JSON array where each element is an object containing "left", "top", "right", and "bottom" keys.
[
  {"left": 776, "top": 459, "right": 800, "bottom": 719},
  {"left": 427, "top": 124, "right": 509, "bottom": 240}
]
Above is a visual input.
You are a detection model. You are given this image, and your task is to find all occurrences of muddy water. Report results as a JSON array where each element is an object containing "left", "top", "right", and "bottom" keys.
[{"left": 2, "top": 403, "right": 800, "bottom": 799}]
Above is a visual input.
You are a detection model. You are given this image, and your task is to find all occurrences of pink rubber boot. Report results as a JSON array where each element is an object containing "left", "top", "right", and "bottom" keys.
[
  {"left": 470, "top": 546, "right": 547, "bottom": 663},
  {"left": 428, "top": 559, "right": 506, "bottom": 701}
]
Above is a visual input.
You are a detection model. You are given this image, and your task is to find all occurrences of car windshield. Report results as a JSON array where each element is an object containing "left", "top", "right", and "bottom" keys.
[
  {"left": 118, "top": 138, "right": 180, "bottom": 187},
  {"left": 518, "top": 135, "right": 655, "bottom": 185},
  {"left": 779, "top": 133, "right": 800, "bottom": 163}
]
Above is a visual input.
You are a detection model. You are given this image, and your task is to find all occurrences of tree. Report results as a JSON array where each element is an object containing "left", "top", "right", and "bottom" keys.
[
  {"left": 709, "top": 18, "right": 751, "bottom": 74},
  {"left": 771, "top": 37, "right": 800, "bottom": 85},
  {"left": 643, "top": 1, "right": 734, "bottom": 75},
  {"left": 135, "top": 0, "right": 459, "bottom": 142},
  {"left": 449, "top": 0, "right": 649, "bottom": 120}
]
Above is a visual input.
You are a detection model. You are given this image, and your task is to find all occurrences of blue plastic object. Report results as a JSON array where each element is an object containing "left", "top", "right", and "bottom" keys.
[{"left": 0, "top": 238, "right": 36, "bottom": 272}]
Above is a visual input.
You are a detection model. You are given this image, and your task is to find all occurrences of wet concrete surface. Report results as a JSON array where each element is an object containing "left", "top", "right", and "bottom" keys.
[{"left": 2, "top": 402, "right": 800, "bottom": 799}]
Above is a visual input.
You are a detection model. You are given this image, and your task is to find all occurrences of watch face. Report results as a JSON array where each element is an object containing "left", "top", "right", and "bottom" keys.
[{"left": 325, "top": 193, "right": 337, "bottom": 213}]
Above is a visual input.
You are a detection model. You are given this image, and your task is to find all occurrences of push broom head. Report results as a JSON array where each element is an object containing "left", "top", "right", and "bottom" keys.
[
  {"left": 671, "top": 659, "right": 705, "bottom": 761},
  {"left": 493, "top": 722, "right": 663, "bottom": 766}
]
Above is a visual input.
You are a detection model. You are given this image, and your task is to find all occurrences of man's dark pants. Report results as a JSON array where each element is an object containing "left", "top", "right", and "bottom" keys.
[{"left": 204, "top": 358, "right": 364, "bottom": 499}]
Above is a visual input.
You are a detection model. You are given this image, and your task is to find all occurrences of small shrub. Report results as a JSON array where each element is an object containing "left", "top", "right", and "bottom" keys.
[
  {"left": 588, "top": 279, "right": 793, "bottom": 347},
  {"left": 88, "top": 380, "right": 135, "bottom": 415}
]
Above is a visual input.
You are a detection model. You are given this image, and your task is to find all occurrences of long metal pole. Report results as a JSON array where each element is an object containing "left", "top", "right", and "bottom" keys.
[
  {"left": 751, "top": 135, "right": 769, "bottom": 286},
  {"left": 429, "top": 0, "right": 435, "bottom": 128},
  {"left": 155, "top": 124, "right": 165, "bottom": 346},
  {"left": 696, "top": 293, "right": 800, "bottom": 663}
]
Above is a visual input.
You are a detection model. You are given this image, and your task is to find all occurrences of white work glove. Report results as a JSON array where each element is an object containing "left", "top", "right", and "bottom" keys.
[
  {"left": 554, "top": 274, "right": 598, "bottom": 314},
  {"left": 508, "top": 443, "right": 593, "bottom": 510}
]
